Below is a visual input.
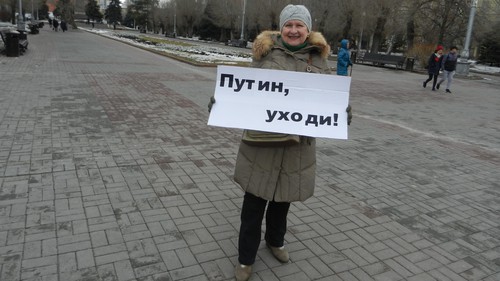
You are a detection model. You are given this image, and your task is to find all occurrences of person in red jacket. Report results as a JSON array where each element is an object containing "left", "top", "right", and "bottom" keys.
[{"left": 423, "top": 45, "right": 444, "bottom": 91}]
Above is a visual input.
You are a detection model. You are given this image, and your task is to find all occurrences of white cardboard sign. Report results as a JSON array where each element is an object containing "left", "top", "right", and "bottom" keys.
[{"left": 207, "top": 65, "right": 351, "bottom": 139}]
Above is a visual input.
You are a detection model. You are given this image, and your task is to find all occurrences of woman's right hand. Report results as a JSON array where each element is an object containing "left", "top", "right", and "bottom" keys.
[{"left": 208, "top": 96, "right": 216, "bottom": 112}]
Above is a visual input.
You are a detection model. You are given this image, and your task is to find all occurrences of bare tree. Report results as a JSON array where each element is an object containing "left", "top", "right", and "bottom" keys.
[
  {"left": 193, "top": 0, "right": 500, "bottom": 62},
  {"left": 364, "top": 0, "right": 390, "bottom": 53},
  {"left": 175, "top": 0, "right": 203, "bottom": 37},
  {"left": 159, "top": 1, "right": 174, "bottom": 35},
  {"left": 468, "top": 0, "right": 500, "bottom": 56},
  {"left": 400, "top": 0, "right": 435, "bottom": 50},
  {"left": 57, "top": 0, "right": 76, "bottom": 28},
  {"left": 204, "top": 0, "right": 241, "bottom": 41},
  {"left": 416, "top": 0, "right": 469, "bottom": 47}
]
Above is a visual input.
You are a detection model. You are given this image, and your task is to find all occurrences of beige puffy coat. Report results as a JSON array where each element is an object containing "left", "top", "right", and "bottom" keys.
[{"left": 234, "top": 31, "right": 331, "bottom": 202}]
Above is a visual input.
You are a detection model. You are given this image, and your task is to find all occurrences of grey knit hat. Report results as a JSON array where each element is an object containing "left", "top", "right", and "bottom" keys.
[{"left": 279, "top": 4, "right": 312, "bottom": 32}]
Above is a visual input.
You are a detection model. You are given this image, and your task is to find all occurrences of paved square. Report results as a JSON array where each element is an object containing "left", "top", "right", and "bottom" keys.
[{"left": 0, "top": 26, "right": 499, "bottom": 281}]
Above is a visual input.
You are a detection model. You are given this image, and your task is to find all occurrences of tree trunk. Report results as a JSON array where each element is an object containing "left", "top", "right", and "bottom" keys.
[
  {"left": 406, "top": 19, "right": 415, "bottom": 50},
  {"left": 370, "top": 8, "right": 388, "bottom": 54},
  {"left": 342, "top": 10, "right": 353, "bottom": 39},
  {"left": 317, "top": 9, "right": 328, "bottom": 34}
]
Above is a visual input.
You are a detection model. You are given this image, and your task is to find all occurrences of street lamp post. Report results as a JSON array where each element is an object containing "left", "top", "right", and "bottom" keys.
[
  {"left": 173, "top": 1, "right": 176, "bottom": 36},
  {"left": 358, "top": 11, "right": 365, "bottom": 54},
  {"left": 462, "top": 0, "right": 478, "bottom": 60},
  {"left": 143, "top": 4, "right": 150, "bottom": 33},
  {"left": 239, "top": 0, "right": 246, "bottom": 40},
  {"left": 17, "top": 0, "right": 24, "bottom": 30},
  {"left": 456, "top": 0, "right": 478, "bottom": 75},
  {"left": 31, "top": 0, "right": 34, "bottom": 21}
]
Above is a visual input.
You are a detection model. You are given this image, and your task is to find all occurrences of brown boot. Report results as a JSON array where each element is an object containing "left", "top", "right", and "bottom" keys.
[
  {"left": 235, "top": 263, "right": 252, "bottom": 281},
  {"left": 267, "top": 243, "right": 290, "bottom": 263}
]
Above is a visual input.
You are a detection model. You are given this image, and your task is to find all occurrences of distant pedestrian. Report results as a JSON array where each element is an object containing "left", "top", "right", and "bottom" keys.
[
  {"left": 423, "top": 45, "right": 443, "bottom": 91},
  {"left": 60, "top": 20, "right": 67, "bottom": 32},
  {"left": 437, "top": 46, "right": 458, "bottom": 93},
  {"left": 53, "top": 19, "right": 59, "bottom": 32},
  {"left": 337, "top": 39, "right": 352, "bottom": 76}
]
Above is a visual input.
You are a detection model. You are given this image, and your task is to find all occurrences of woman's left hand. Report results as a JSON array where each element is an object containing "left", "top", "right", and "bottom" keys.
[{"left": 346, "top": 105, "right": 352, "bottom": 125}]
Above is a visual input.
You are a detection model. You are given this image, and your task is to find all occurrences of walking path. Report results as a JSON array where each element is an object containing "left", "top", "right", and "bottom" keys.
[{"left": 0, "top": 26, "right": 499, "bottom": 281}]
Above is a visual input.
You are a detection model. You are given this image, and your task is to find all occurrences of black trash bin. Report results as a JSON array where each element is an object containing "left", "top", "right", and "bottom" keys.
[
  {"left": 18, "top": 30, "right": 27, "bottom": 40},
  {"left": 405, "top": 57, "right": 415, "bottom": 71},
  {"left": 29, "top": 24, "right": 39, "bottom": 34},
  {"left": 33, "top": 24, "right": 39, "bottom": 34},
  {"left": 5, "top": 31, "right": 20, "bottom": 57}
]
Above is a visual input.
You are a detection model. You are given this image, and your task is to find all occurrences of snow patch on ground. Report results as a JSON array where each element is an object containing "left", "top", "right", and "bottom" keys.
[
  {"left": 83, "top": 28, "right": 252, "bottom": 65},
  {"left": 470, "top": 62, "right": 500, "bottom": 75}
]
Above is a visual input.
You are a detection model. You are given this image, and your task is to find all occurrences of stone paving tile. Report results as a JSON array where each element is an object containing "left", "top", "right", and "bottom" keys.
[{"left": 0, "top": 27, "right": 499, "bottom": 281}]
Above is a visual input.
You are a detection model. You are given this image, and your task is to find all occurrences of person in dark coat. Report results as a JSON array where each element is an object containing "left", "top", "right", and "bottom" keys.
[
  {"left": 52, "top": 19, "right": 59, "bottom": 31},
  {"left": 423, "top": 45, "right": 444, "bottom": 91},
  {"left": 60, "top": 20, "right": 67, "bottom": 32},
  {"left": 436, "top": 46, "right": 458, "bottom": 93},
  {"left": 337, "top": 39, "right": 352, "bottom": 76}
]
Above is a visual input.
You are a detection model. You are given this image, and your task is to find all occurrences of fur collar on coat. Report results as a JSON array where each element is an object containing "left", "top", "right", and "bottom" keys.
[{"left": 252, "top": 30, "right": 331, "bottom": 61}]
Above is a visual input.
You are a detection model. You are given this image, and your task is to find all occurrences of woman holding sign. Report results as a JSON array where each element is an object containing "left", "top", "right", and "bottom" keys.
[{"left": 209, "top": 4, "right": 352, "bottom": 281}]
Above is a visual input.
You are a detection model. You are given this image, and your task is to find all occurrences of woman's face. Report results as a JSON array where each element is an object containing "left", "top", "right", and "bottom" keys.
[{"left": 281, "top": 20, "right": 309, "bottom": 46}]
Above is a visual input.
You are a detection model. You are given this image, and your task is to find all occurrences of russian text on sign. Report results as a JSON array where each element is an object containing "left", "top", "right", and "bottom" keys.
[{"left": 208, "top": 65, "right": 351, "bottom": 139}]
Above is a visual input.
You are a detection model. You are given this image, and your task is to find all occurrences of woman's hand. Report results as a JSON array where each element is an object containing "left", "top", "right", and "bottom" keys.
[
  {"left": 208, "top": 96, "right": 216, "bottom": 112},
  {"left": 346, "top": 105, "right": 352, "bottom": 125}
]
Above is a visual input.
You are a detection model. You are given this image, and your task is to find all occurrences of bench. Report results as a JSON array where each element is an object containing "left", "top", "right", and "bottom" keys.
[
  {"left": 18, "top": 31, "right": 29, "bottom": 51},
  {"left": 28, "top": 23, "right": 39, "bottom": 34},
  {"left": 225, "top": 39, "right": 247, "bottom": 48},
  {"left": 0, "top": 29, "right": 28, "bottom": 55},
  {"left": 165, "top": 32, "right": 177, "bottom": 38},
  {"left": 358, "top": 52, "right": 406, "bottom": 69}
]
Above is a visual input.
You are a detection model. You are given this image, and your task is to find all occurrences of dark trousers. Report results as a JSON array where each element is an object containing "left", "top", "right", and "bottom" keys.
[
  {"left": 425, "top": 73, "right": 438, "bottom": 89},
  {"left": 238, "top": 192, "right": 290, "bottom": 265}
]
